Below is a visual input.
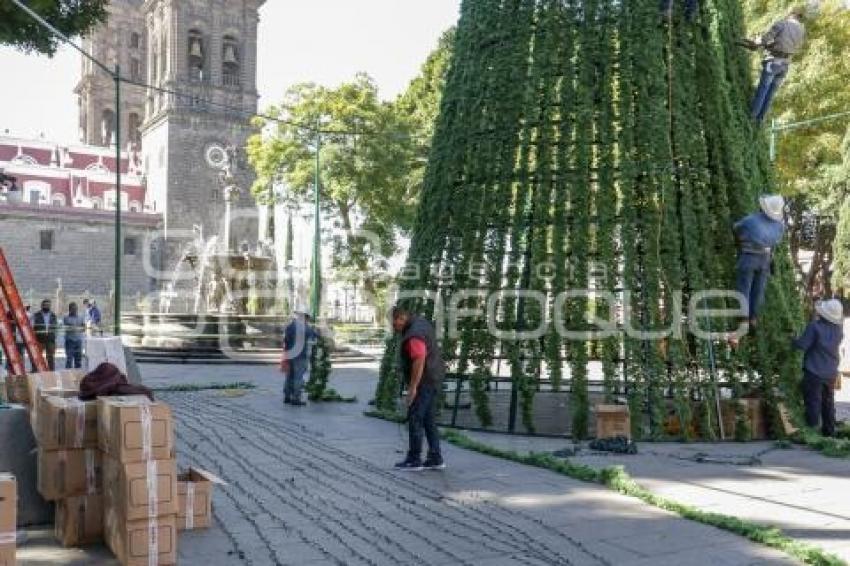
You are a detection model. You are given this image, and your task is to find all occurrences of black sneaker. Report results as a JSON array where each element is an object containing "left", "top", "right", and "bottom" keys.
[
  {"left": 291, "top": 399, "right": 307, "bottom": 406},
  {"left": 394, "top": 459, "right": 423, "bottom": 472},
  {"left": 423, "top": 458, "right": 446, "bottom": 470},
  {"left": 283, "top": 398, "right": 292, "bottom": 405}
]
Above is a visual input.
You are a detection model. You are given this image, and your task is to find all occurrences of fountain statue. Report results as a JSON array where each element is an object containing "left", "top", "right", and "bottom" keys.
[{"left": 121, "top": 141, "right": 281, "bottom": 354}]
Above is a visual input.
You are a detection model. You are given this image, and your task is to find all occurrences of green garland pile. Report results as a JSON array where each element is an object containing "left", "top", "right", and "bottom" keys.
[
  {"left": 376, "top": 0, "right": 804, "bottom": 439},
  {"left": 306, "top": 334, "right": 334, "bottom": 402}
]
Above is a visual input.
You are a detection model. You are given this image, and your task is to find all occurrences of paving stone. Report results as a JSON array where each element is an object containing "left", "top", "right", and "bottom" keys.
[{"left": 17, "top": 363, "right": 816, "bottom": 565}]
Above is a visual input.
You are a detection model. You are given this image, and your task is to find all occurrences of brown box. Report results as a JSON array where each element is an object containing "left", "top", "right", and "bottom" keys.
[
  {"left": 0, "top": 474, "right": 16, "bottom": 566},
  {"left": 104, "top": 507, "right": 177, "bottom": 566},
  {"left": 34, "top": 396, "right": 98, "bottom": 450},
  {"left": 4, "top": 374, "right": 28, "bottom": 405},
  {"left": 720, "top": 399, "right": 766, "bottom": 440},
  {"left": 103, "top": 457, "right": 178, "bottom": 521},
  {"left": 177, "top": 468, "right": 222, "bottom": 530},
  {"left": 98, "top": 396, "right": 173, "bottom": 464},
  {"left": 37, "top": 449, "right": 102, "bottom": 501},
  {"left": 55, "top": 495, "right": 103, "bottom": 547},
  {"left": 594, "top": 404, "right": 631, "bottom": 440},
  {"left": 26, "top": 371, "right": 85, "bottom": 408}
]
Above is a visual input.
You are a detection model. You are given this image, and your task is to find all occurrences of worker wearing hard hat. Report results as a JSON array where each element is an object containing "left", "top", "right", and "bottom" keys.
[
  {"left": 793, "top": 299, "right": 845, "bottom": 437},
  {"left": 733, "top": 195, "right": 786, "bottom": 330}
]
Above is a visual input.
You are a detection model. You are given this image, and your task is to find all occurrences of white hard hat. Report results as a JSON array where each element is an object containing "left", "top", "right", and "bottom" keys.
[
  {"left": 759, "top": 194, "right": 785, "bottom": 222},
  {"left": 815, "top": 299, "right": 844, "bottom": 325}
]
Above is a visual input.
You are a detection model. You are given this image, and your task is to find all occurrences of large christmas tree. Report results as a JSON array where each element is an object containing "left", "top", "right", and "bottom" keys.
[{"left": 377, "top": 0, "right": 804, "bottom": 440}]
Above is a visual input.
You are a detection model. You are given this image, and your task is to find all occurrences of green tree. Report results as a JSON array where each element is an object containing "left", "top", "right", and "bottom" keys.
[
  {"left": 821, "top": 131, "right": 850, "bottom": 293},
  {"left": 0, "top": 0, "right": 108, "bottom": 55},
  {"left": 247, "top": 74, "right": 415, "bottom": 314},
  {"left": 394, "top": 28, "right": 455, "bottom": 198}
]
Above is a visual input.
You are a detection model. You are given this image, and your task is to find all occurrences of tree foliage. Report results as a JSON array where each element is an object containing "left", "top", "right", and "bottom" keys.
[
  {"left": 375, "top": 0, "right": 804, "bottom": 439},
  {"left": 246, "top": 74, "right": 416, "bottom": 311},
  {"left": 0, "top": 0, "right": 108, "bottom": 55}
]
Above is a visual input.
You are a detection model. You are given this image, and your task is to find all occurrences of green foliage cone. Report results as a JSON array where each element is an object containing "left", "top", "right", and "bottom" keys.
[{"left": 378, "top": 0, "right": 804, "bottom": 439}]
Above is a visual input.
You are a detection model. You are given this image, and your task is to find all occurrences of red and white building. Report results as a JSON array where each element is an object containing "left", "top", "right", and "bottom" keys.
[
  {"left": 0, "top": 133, "right": 151, "bottom": 213},
  {"left": 0, "top": 133, "right": 162, "bottom": 305}
]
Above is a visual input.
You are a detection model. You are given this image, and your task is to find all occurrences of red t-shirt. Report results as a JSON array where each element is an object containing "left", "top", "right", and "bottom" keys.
[{"left": 405, "top": 337, "right": 428, "bottom": 360}]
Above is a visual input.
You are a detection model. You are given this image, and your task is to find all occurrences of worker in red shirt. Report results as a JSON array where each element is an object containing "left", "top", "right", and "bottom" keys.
[{"left": 392, "top": 305, "right": 446, "bottom": 471}]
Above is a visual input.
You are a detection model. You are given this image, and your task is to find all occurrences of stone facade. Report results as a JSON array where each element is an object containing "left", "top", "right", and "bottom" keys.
[
  {"left": 76, "top": 0, "right": 147, "bottom": 149},
  {"left": 140, "top": 0, "right": 264, "bottom": 250},
  {"left": 0, "top": 204, "right": 160, "bottom": 308}
]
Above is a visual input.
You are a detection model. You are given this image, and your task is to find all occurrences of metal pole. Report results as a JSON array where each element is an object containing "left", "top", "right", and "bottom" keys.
[
  {"left": 769, "top": 118, "right": 777, "bottom": 162},
  {"left": 310, "top": 126, "right": 321, "bottom": 320},
  {"left": 114, "top": 65, "right": 122, "bottom": 335}
]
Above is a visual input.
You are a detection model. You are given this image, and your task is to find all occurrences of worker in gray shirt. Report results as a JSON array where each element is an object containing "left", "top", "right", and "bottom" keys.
[{"left": 741, "top": 6, "right": 806, "bottom": 124}]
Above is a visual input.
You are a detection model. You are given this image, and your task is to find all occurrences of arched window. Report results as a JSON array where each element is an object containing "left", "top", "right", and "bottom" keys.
[
  {"left": 52, "top": 194, "right": 66, "bottom": 207},
  {"left": 129, "top": 113, "right": 142, "bottom": 146},
  {"left": 222, "top": 36, "right": 240, "bottom": 87},
  {"left": 129, "top": 201, "right": 142, "bottom": 213},
  {"left": 101, "top": 109, "right": 115, "bottom": 146},
  {"left": 91, "top": 197, "right": 103, "bottom": 210},
  {"left": 188, "top": 30, "right": 205, "bottom": 82}
]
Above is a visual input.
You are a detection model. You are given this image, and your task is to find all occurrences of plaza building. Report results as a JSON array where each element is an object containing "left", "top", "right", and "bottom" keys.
[
  {"left": 0, "top": 0, "right": 266, "bottom": 315},
  {"left": 0, "top": 133, "right": 159, "bottom": 310}
]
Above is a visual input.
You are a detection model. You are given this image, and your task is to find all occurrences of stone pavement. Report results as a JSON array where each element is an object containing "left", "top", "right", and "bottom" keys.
[
  {"left": 464, "top": 432, "right": 850, "bottom": 562},
  {"left": 18, "top": 362, "right": 805, "bottom": 565}
]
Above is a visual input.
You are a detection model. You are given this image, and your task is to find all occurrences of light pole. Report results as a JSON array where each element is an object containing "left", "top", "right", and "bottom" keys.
[
  {"left": 114, "top": 64, "right": 123, "bottom": 335},
  {"left": 309, "top": 122, "right": 322, "bottom": 320}
]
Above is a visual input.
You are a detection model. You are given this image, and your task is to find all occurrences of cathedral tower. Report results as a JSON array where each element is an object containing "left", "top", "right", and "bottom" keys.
[
  {"left": 140, "top": 0, "right": 264, "bottom": 248},
  {"left": 75, "top": 0, "right": 147, "bottom": 149}
]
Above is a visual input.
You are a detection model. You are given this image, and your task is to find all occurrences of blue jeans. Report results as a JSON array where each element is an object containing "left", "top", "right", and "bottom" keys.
[
  {"left": 284, "top": 357, "right": 308, "bottom": 401},
  {"left": 751, "top": 59, "right": 789, "bottom": 124},
  {"left": 736, "top": 252, "right": 772, "bottom": 320},
  {"left": 407, "top": 386, "right": 441, "bottom": 463},
  {"left": 660, "top": 0, "right": 698, "bottom": 19},
  {"left": 65, "top": 339, "right": 83, "bottom": 369}
]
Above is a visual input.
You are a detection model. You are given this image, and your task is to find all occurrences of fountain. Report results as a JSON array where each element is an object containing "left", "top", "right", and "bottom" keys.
[{"left": 121, "top": 146, "right": 284, "bottom": 361}]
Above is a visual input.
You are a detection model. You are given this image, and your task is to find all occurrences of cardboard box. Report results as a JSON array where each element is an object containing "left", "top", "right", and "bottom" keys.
[
  {"left": 104, "top": 507, "right": 176, "bottom": 566},
  {"left": 720, "top": 399, "right": 766, "bottom": 440},
  {"left": 26, "top": 371, "right": 85, "bottom": 408},
  {"left": 177, "top": 468, "right": 223, "bottom": 530},
  {"left": 103, "top": 457, "right": 178, "bottom": 521},
  {"left": 34, "top": 396, "right": 98, "bottom": 450},
  {"left": 37, "top": 448, "right": 102, "bottom": 501},
  {"left": 594, "top": 404, "right": 631, "bottom": 440},
  {"left": 55, "top": 495, "right": 103, "bottom": 547},
  {"left": 98, "top": 396, "right": 173, "bottom": 464},
  {"left": 0, "top": 474, "right": 16, "bottom": 565},
  {"left": 4, "top": 374, "right": 28, "bottom": 405}
]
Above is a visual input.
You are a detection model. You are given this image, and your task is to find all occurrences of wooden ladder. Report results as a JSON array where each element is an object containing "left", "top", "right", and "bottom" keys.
[{"left": 0, "top": 247, "right": 49, "bottom": 380}]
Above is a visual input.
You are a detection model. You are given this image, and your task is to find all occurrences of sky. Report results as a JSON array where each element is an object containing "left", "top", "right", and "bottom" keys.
[{"left": 0, "top": 0, "right": 461, "bottom": 144}]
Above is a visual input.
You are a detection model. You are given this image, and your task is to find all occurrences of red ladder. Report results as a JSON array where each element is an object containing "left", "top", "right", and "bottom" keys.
[{"left": 0, "top": 247, "right": 49, "bottom": 376}]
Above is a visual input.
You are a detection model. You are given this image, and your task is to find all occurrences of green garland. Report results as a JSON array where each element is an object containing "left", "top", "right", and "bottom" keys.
[
  {"left": 375, "top": 0, "right": 806, "bottom": 440},
  {"left": 305, "top": 334, "right": 334, "bottom": 402}
]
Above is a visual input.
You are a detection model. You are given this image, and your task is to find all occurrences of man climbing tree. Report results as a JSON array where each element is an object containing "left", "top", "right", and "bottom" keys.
[
  {"left": 733, "top": 195, "right": 787, "bottom": 333},
  {"left": 742, "top": 6, "right": 807, "bottom": 124}
]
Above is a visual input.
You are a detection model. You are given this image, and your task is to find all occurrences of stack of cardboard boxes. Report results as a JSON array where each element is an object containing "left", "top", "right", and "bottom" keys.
[
  {"left": 28, "top": 371, "right": 104, "bottom": 548},
  {"left": 99, "top": 396, "right": 178, "bottom": 566},
  {"left": 17, "top": 370, "right": 217, "bottom": 563},
  {"left": 0, "top": 474, "right": 15, "bottom": 566}
]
